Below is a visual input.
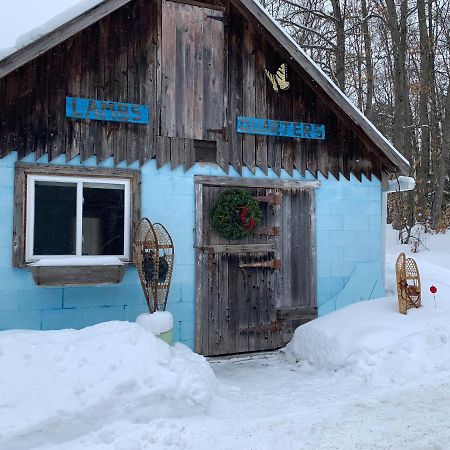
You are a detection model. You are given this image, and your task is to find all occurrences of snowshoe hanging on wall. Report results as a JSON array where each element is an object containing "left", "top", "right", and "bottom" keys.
[{"left": 133, "top": 218, "right": 174, "bottom": 313}]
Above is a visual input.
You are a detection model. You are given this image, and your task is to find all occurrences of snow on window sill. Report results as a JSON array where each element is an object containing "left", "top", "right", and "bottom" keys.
[
  {"left": 28, "top": 259, "right": 129, "bottom": 286},
  {"left": 28, "top": 256, "right": 126, "bottom": 267}
]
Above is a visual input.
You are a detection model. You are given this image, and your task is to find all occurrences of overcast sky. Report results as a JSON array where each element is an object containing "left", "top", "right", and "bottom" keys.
[{"left": 0, "top": 0, "right": 79, "bottom": 50}]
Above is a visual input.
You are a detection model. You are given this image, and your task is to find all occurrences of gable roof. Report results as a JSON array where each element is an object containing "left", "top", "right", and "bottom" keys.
[{"left": 0, "top": 0, "right": 410, "bottom": 175}]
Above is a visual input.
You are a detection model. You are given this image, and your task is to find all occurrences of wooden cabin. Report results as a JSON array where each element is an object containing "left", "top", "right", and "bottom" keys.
[{"left": 0, "top": 0, "right": 409, "bottom": 355}]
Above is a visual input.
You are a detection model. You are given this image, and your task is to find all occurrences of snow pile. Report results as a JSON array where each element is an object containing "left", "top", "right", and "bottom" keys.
[
  {"left": 137, "top": 311, "right": 173, "bottom": 335},
  {"left": 284, "top": 297, "right": 450, "bottom": 386},
  {"left": 285, "top": 225, "right": 450, "bottom": 387},
  {"left": 0, "top": 321, "right": 216, "bottom": 449}
]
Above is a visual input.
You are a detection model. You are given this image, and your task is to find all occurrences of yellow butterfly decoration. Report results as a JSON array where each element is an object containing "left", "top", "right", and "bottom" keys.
[{"left": 265, "top": 63, "right": 290, "bottom": 92}]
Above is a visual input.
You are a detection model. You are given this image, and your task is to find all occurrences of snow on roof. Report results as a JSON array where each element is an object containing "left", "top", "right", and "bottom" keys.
[
  {"left": 0, "top": 0, "right": 410, "bottom": 173},
  {"left": 0, "top": 0, "right": 105, "bottom": 60}
]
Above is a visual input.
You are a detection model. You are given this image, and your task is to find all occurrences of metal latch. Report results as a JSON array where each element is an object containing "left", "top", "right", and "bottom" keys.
[
  {"left": 239, "top": 259, "right": 281, "bottom": 270},
  {"left": 239, "top": 321, "right": 282, "bottom": 334},
  {"left": 206, "top": 127, "right": 227, "bottom": 140}
]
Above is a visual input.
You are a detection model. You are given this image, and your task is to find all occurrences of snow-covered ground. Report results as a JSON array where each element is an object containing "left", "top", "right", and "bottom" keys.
[{"left": 2, "top": 225, "right": 450, "bottom": 449}]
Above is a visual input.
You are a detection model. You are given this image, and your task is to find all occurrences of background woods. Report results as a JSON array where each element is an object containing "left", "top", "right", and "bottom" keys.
[{"left": 262, "top": 0, "right": 450, "bottom": 235}]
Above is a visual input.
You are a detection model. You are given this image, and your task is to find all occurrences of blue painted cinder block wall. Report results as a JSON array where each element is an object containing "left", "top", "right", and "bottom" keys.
[{"left": 0, "top": 152, "right": 383, "bottom": 349}]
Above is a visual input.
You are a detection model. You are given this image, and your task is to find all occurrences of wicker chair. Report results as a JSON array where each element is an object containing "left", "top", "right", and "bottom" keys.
[{"left": 395, "top": 252, "right": 421, "bottom": 314}]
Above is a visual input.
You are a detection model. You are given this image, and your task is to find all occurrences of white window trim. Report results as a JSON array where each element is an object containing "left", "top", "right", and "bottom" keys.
[{"left": 25, "top": 174, "right": 131, "bottom": 264}]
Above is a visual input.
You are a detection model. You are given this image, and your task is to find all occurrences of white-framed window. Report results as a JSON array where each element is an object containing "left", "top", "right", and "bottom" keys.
[{"left": 25, "top": 175, "right": 131, "bottom": 263}]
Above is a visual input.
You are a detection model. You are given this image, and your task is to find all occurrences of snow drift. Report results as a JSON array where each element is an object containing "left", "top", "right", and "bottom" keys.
[
  {"left": 286, "top": 226, "right": 450, "bottom": 387},
  {"left": 284, "top": 297, "right": 450, "bottom": 386},
  {"left": 0, "top": 321, "right": 216, "bottom": 450}
]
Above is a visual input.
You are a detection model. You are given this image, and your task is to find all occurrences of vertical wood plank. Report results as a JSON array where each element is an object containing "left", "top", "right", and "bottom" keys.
[
  {"left": 0, "top": 78, "right": 7, "bottom": 157},
  {"left": 226, "top": 250, "right": 238, "bottom": 354},
  {"left": 267, "top": 187, "right": 282, "bottom": 347},
  {"left": 203, "top": 10, "right": 225, "bottom": 141},
  {"left": 47, "top": 45, "right": 66, "bottom": 161},
  {"left": 216, "top": 139, "right": 229, "bottom": 173},
  {"left": 184, "top": 138, "right": 195, "bottom": 171},
  {"left": 194, "top": 181, "right": 204, "bottom": 354},
  {"left": 16, "top": 66, "right": 27, "bottom": 158},
  {"left": 97, "top": 14, "right": 115, "bottom": 163},
  {"left": 6, "top": 70, "right": 19, "bottom": 156},
  {"left": 255, "top": 43, "right": 268, "bottom": 174},
  {"left": 170, "top": 137, "right": 181, "bottom": 169},
  {"left": 80, "top": 23, "right": 98, "bottom": 162},
  {"left": 309, "top": 189, "right": 317, "bottom": 309},
  {"left": 161, "top": 0, "right": 178, "bottom": 138},
  {"left": 281, "top": 140, "right": 294, "bottom": 176},
  {"left": 142, "top": 0, "right": 159, "bottom": 163},
  {"left": 65, "top": 34, "right": 82, "bottom": 162},
  {"left": 217, "top": 252, "right": 229, "bottom": 353},
  {"left": 156, "top": 135, "right": 171, "bottom": 168},
  {"left": 281, "top": 189, "right": 292, "bottom": 307},
  {"left": 34, "top": 53, "right": 49, "bottom": 159},
  {"left": 24, "top": 61, "right": 37, "bottom": 157},
  {"left": 228, "top": 8, "right": 243, "bottom": 173},
  {"left": 113, "top": 7, "right": 129, "bottom": 165},
  {"left": 242, "top": 20, "right": 256, "bottom": 173}
]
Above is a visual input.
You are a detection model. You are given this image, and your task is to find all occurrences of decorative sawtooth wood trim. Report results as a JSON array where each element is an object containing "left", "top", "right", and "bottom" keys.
[{"left": 12, "top": 163, "right": 141, "bottom": 268}]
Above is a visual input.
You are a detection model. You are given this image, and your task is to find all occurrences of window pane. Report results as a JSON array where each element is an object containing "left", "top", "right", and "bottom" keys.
[
  {"left": 34, "top": 182, "right": 77, "bottom": 255},
  {"left": 82, "top": 184, "right": 125, "bottom": 256}
]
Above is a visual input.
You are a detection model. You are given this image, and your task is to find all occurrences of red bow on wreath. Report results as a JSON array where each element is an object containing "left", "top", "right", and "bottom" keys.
[{"left": 240, "top": 206, "right": 257, "bottom": 231}]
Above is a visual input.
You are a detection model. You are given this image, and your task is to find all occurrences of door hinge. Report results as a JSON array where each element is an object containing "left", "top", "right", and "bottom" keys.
[{"left": 253, "top": 193, "right": 282, "bottom": 206}]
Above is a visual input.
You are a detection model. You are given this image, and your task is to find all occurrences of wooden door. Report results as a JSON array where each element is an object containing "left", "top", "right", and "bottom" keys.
[
  {"left": 161, "top": 0, "right": 226, "bottom": 140},
  {"left": 195, "top": 178, "right": 317, "bottom": 356}
]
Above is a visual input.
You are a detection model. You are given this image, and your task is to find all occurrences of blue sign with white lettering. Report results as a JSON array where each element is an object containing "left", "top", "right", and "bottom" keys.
[
  {"left": 66, "top": 97, "right": 149, "bottom": 124},
  {"left": 237, "top": 116, "right": 325, "bottom": 140}
]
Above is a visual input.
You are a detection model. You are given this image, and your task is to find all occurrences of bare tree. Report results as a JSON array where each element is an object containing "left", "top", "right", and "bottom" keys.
[{"left": 262, "top": 0, "right": 450, "bottom": 232}]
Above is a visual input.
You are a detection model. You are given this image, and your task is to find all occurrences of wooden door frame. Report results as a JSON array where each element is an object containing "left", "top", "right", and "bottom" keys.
[{"left": 194, "top": 175, "right": 320, "bottom": 354}]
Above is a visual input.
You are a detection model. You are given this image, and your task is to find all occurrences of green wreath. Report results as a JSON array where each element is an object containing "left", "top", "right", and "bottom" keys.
[{"left": 211, "top": 188, "right": 262, "bottom": 240}]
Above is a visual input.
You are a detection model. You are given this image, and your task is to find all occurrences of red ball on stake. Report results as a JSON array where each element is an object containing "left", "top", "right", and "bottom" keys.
[{"left": 430, "top": 285, "right": 437, "bottom": 294}]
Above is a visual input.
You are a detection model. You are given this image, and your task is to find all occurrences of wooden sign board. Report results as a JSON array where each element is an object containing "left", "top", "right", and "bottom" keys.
[
  {"left": 237, "top": 116, "right": 325, "bottom": 140},
  {"left": 66, "top": 97, "right": 149, "bottom": 124}
]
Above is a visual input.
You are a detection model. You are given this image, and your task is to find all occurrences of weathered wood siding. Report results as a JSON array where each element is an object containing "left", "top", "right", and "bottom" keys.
[
  {"left": 0, "top": 0, "right": 393, "bottom": 179},
  {"left": 0, "top": 0, "right": 158, "bottom": 165},
  {"left": 161, "top": 2, "right": 226, "bottom": 141}
]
